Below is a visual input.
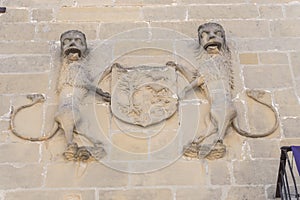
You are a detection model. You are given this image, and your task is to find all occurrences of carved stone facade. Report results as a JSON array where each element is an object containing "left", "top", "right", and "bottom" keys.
[{"left": 0, "top": 1, "right": 299, "bottom": 200}]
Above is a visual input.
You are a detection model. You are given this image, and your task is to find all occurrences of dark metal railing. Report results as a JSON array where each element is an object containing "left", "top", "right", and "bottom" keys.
[{"left": 276, "top": 146, "right": 299, "bottom": 200}]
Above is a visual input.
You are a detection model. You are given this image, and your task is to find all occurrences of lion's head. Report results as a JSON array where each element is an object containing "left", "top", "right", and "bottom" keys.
[
  {"left": 60, "top": 30, "right": 87, "bottom": 61},
  {"left": 198, "top": 22, "right": 229, "bottom": 54}
]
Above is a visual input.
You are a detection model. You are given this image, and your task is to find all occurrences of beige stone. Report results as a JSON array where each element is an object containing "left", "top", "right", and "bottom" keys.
[
  {"left": 243, "top": 65, "right": 293, "bottom": 89},
  {"left": 45, "top": 163, "right": 128, "bottom": 187},
  {"left": 115, "top": 0, "right": 174, "bottom": 5},
  {"left": 259, "top": 52, "right": 288, "bottom": 64},
  {"left": 259, "top": 5, "right": 283, "bottom": 19},
  {"left": 177, "top": 0, "right": 245, "bottom": 3},
  {"left": 98, "top": 189, "right": 173, "bottom": 200},
  {"left": 188, "top": 5, "right": 259, "bottom": 20},
  {"left": 36, "top": 23, "right": 98, "bottom": 41},
  {"left": 248, "top": 139, "right": 280, "bottom": 158},
  {"left": 226, "top": 186, "right": 266, "bottom": 200},
  {"left": 0, "top": 95, "right": 10, "bottom": 117},
  {"left": 0, "top": 143, "right": 40, "bottom": 163},
  {"left": 282, "top": 118, "right": 300, "bottom": 138},
  {"left": 76, "top": 0, "right": 113, "bottom": 6},
  {"left": 0, "top": 24, "right": 35, "bottom": 41},
  {"left": 99, "top": 22, "right": 148, "bottom": 40},
  {"left": 176, "top": 188, "right": 222, "bottom": 200},
  {"left": 274, "top": 89, "right": 299, "bottom": 105},
  {"left": 290, "top": 52, "right": 300, "bottom": 78},
  {"left": 239, "top": 53, "right": 258, "bottom": 65},
  {"left": 2, "top": 0, "right": 73, "bottom": 7},
  {"left": 250, "top": 0, "right": 296, "bottom": 2},
  {"left": 271, "top": 20, "right": 300, "bottom": 37},
  {"left": 0, "top": 164, "right": 43, "bottom": 189},
  {"left": 5, "top": 190, "right": 95, "bottom": 200},
  {"left": 0, "top": 56, "right": 50, "bottom": 73},
  {"left": 233, "top": 160, "right": 279, "bottom": 185},
  {"left": 279, "top": 105, "right": 300, "bottom": 117},
  {"left": 142, "top": 6, "right": 186, "bottom": 21},
  {"left": 57, "top": 7, "right": 142, "bottom": 22},
  {"left": 285, "top": 5, "right": 300, "bottom": 18},
  {"left": 0, "top": 9, "right": 29, "bottom": 22},
  {"left": 32, "top": 9, "right": 53, "bottom": 22},
  {"left": 0, "top": 42, "right": 50, "bottom": 54},
  {"left": 209, "top": 160, "right": 231, "bottom": 185},
  {"left": 0, "top": 73, "right": 49, "bottom": 94},
  {"left": 130, "top": 160, "right": 209, "bottom": 186},
  {"left": 111, "top": 133, "right": 149, "bottom": 154}
]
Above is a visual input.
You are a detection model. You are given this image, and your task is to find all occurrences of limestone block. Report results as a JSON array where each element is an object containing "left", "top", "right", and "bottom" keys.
[
  {"left": 279, "top": 105, "right": 300, "bottom": 117},
  {"left": 239, "top": 53, "right": 258, "bottom": 65},
  {"left": 177, "top": 0, "right": 245, "bottom": 3},
  {"left": 0, "top": 56, "right": 50, "bottom": 73},
  {"left": 76, "top": 0, "right": 113, "bottom": 6},
  {"left": 36, "top": 23, "right": 98, "bottom": 41},
  {"left": 0, "top": 143, "right": 40, "bottom": 163},
  {"left": 285, "top": 5, "right": 300, "bottom": 18},
  {"left": 248, "top": 139, "right": 280, "bottom": 158},
  {"left": 130, "top": 160, "right": 209, "bottom": 186},
  {"left": 274, "top": 89, "right": 299, "bottom": 105},
  {"left": 142, "top": 6, "right": 186, "bottom": 21},
  {"left": 32, "top": 9, "right": 53, "bottom": 22},
  {"left": 57, "top": 7, "right": 141, "bottom": 22},
  {"left": 188, "top": 5, "right": 259, "bottom": 20},
  {"left": 290, "top": 52, "right": 300, "bottom": 78},
  {"left": 99, "top": 22, "right": 148, "bottom": 40},
  {"left": 0, "top": 164, "right": 43, "bottom": 189},
  {"left": 282, "top": 118, "right": 300, "bottom": 138},
  {"left": 176, "top": 188, "right": 222, "bottom": 200},
  {"left": 233, "top": 160, "right": 279, "bottom": 185},
  {"left": 0, "top": 42, "right": 50, "bottom": 54},
  {"left": 5, "top": 190, "right": 95, "bottom": 200},
  {"left": 0, "top": 8, "right": 29, "bottom": 22},
  {"left": 259, "top": 52, "right": 288, "bottom": 64},
  {"left": 98, "top": 189, "right": 173, "bottom": 200},
  {"left": 45, "top": 163, "right": 128, "bottom": 188},
  {"left": 115, "top": 0, "right": 174, "bottom": 5},
  {"left": 243, "top": 65, "right": 293, "bottom": 89},
  {"left": 0, "top": 24, "right": 35, "bottom": 41},
  {"left": 0, "top": 96, "right": 10, "bottom": 117},
  {"left": 209, "top": 160, "right": 231, "bottom": 185},
  {"left": 251, "top": 0, "right": 296, "bottom": 3},
  {"left": 258, "top": 5, "right": 283, "bottom": 19},
  {"left": 2, "top": 0, "right": 73, "bottom": 7},
  {"left": 226, "top": 186, "right": 266, "bottom": 200},
  {"left": 271, "top": 20, "right": 300, "bottom": 37},
  {"left": 0, "top": 73, "right": 49, "bottom": 94}
]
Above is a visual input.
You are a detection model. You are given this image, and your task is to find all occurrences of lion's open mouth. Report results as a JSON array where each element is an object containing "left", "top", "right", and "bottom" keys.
[
  {"left": 64, "top": 48, "right": 82, "bottom": 57},
  {"left": 203, "top": 41, "right": 222, "bottom": 51}
]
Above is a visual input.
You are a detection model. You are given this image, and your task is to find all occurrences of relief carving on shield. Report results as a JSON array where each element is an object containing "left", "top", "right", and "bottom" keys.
[{"left": 109, "top": 63, "right": 178, "bottom": 127}]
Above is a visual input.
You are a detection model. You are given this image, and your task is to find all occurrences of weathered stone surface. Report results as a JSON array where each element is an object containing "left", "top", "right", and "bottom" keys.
[
  {"left": 233, "top": 160, "right": 279, "bottom": 185},
  {"left": 274, "top": 89, "right": 299, "bottom": 105},
  {"left": 0, "top": 24, "right": 35, "bottom": 41},
  {"left": 57, "top": 7, "right": 141, "bottom": 22},
  {"left": 282, "top": 118, "right": 300, "bottom": 138},
  {"left": 176, "top": 188, "right": 222, "bottom": 200},
  {"left": 32, "top": 9, "right": 53, "bottom": 22},
  {"left": 142, "top": 6, "right": 186, "bottom": 21},
  {"left": 258, "top": 5, "right": 283, "bottom": 19},
  {"left": 0, "top": 73, "right": 49, "bottom": 94},
  {"left": 45, "top": 163, "right": 128, "bottom": 187},
  {"left": 239, "top": 53, "right": 258, "bottom": 65},
  {"left": 243, "top": 65, "right": 293, "bottom": 89},
  {"left": 226, "top": 186, "right": 266, "bottom": 200},
  {"left": 271, "top": 20, "right": 300, "bottom": 37},
  {"left": 290, "top": 52, "right": 300, "bottom": 78},
  {"left": 0, "top": 164, "right": 43, "bottom": 189},
  {"left": 130, "top": 161, "right": 209, "bottom": 186},
  {"left": 0, "top": 9, "right": 29, "bottom": 22},
  {"left": 0, "top": 56, "right": 50, "bottom": 73},
  {"left": 98, "top": 189, "right": 173, "bottom": 200},
  {"left": 209, "top": 160, "right": 231, "bottom": 185},
  {"left": 188, "top": 5, "right": 259, "bottom": 20},
  {"left": 285, "top": 5, "right": 300, "bottom": 18},
  {"left": 259, "top": 52, "right": 288, "bottom": 64},
  {"left": 0, "top": 42, "right": 50, "bottom": 54},
  {"left": 248, "top": 139, "right": 280, "bottom": 158},
  {"left": 5, "top": 190, "right": 95, "bottom": 200},
  {"left": 0, "top": 143, "right": 40, "bottom": 163},
  {"left": 279, "top": 105, "right": 300, "bottom": 117}
]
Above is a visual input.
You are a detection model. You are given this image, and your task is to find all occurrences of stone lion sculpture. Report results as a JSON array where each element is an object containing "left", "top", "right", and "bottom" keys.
[
  {"left": 172, "top": 22, "right": 279, "bottom": 160},
  {"left": 10, "top": 30, "right": 110, "bottom": 162}
]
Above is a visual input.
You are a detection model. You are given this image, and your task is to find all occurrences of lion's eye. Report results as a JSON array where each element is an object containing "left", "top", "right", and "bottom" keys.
[
  {"left": 75, "top": 38, "right": 82, "bottom": 44},
  {"left": 201, "top": 32, "right": 208, "bottom": 38},
  {"left": 215, "top": 31, "right": 222, "bottom": 37},
  {"left": 63, "top": 38, "right": 71, "bottom": 45}
]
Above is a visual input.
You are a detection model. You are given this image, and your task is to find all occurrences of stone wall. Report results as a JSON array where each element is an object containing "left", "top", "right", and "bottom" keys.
[{"left": 1, "top": 0, "right": 300, "bottom": 199}]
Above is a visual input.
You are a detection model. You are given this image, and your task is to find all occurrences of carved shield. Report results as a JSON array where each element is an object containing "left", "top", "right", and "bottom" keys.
[{"left": 111, "top": 63, "right": 178, "bottom": 127}]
